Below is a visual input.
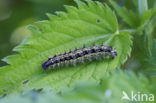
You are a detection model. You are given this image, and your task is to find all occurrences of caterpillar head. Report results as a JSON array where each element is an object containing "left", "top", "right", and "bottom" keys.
[{"left": 42, "top": 59, "right": 55, "bottom": 70}]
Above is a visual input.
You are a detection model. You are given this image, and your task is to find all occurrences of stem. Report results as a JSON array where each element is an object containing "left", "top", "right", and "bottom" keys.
[
  {"left": 138, "top": 0, "right": 148, "bottom": 16},
  {"left": 120, "top": 29, "right": 137, "bottom": 33}
]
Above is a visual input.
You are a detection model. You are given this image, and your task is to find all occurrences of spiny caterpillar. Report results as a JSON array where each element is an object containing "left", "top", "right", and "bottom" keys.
[{"left": 42, "top": 43, "right": 117, "bottom": 70}]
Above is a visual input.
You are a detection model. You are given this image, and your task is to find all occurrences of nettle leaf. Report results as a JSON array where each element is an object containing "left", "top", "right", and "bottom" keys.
[
  {"left": 0, "top": 0, "right": 132, "bottom": 95},
  {"left": 143, "top": 39, "right": 156, "bottom": 77},
  {"left": 110, "top": 0, "right": 140, "bottom": 28},
  {"left": 0, "top": 70, "right": 155, "bottom": 103},
  {"left": 110, "top": 0, "right": 156, "bottom": 29},
  {"left": 60, "top": 70, "right": 155, "bottom": 103}
]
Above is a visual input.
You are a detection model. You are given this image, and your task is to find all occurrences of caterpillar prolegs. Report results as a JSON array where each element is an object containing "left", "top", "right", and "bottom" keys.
[{"left": 42, "top": 43, "right": 117, "bottom": 70}]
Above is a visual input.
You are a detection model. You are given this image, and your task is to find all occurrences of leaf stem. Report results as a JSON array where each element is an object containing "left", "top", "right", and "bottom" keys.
[
  {"left": 120, "top": 29, "right": 137, "bottom": 33},
  {"left": 138, "top": 0, "right": 148, "bottom": 16}
]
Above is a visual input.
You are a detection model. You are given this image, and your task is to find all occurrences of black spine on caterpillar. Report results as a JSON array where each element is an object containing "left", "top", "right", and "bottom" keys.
[{"left": 42, "top": 43, "right": 117, "bottom": 70}]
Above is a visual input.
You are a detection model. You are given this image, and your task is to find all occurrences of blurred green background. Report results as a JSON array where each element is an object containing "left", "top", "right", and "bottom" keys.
[{"left": 0, "top": 0, "right": 76, "bottom": 66}]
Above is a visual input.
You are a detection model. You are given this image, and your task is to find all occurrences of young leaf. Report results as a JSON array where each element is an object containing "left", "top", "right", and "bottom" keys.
[
  {"left": 0, "top": 0, "right": 132, "bottom": 95},
  {"left": 110, "top": 0, "right": 140, "bottom": 28},
  {"left": 110, "top": 0, "right": 156, "bottom": 30}
]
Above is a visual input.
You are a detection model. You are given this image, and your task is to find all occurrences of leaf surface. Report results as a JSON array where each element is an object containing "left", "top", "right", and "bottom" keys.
[{"left": 0, "top": 0, "right": 132, "bottom": 94}]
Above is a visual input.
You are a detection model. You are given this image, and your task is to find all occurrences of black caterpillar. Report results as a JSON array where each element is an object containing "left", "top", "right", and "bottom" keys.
[{"left": 42, "top": 43, "right": 117, "bottom": 70}]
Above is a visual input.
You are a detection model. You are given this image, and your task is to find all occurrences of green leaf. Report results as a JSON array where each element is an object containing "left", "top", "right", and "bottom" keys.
[
  {"left": 61, "top": 70, "right": 155, "bottom": 103},
  {"left": 0, "top": 0, "right": 132, "bottom": 95},
  {"left": 110, "top": 0, "right": 156, "bottom": 30},
  {"left": 0, "top": 70, "right": 155, "bottom": 103},
  {"left": 143, "top": 39, "right": 156, "bottom": 77},
  {"left": 110, "top": 0, "right": 140, "bottom": 28}
]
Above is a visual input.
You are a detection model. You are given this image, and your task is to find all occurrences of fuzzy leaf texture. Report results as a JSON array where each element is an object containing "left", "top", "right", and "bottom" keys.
[
  {"left": 0, "top": 70, "right": 155, "bottom": 103},
  {"left": 0, "top": 0, "right": 132, "bottom": 95}
]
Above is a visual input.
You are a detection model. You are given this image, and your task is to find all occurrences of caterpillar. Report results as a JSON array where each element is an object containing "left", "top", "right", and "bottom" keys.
[{"left": 42, "top": 43, "right": 117, "bottom": 70}]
